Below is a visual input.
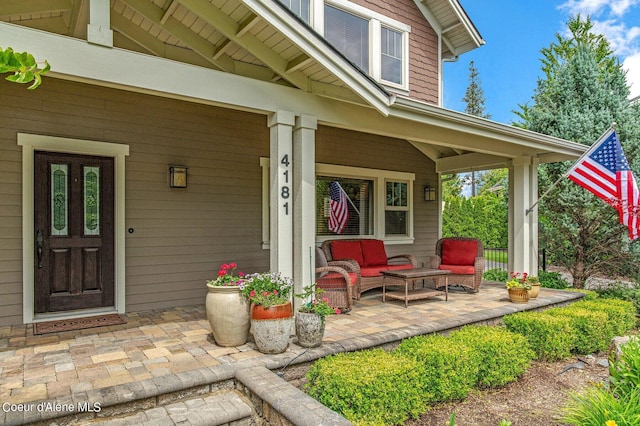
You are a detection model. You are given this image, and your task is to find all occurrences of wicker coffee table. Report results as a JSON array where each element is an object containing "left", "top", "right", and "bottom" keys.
[{"left": 381, "top": 268, "right": 451, "bottom": 308}]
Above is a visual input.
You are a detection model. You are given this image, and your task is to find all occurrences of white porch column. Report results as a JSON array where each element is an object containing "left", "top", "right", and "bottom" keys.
[
  {"left": 508, "top": 156, "right": 538, "bottom": 274},
  {"left": 268, "top": 110, "right": 295, "bottom": 278},
  {"left": 293, "top": 115, "right": 317, "bottom": 309},
  {"left": 88, "top": 0, "right": 113, "bottom": 47}
]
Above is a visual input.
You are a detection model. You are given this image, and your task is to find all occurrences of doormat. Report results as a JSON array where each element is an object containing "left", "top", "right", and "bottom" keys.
[{"left": 33, "top": 314, "right": 127, "bottom": 335}]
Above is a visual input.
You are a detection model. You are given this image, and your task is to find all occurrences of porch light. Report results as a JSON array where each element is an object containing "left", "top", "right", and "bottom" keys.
[
  {"left": 169, "top": 166, "right": 188, "bottom": 188},
  {"left": 424, "top": 186, "right": 436, "bottom": 201}
]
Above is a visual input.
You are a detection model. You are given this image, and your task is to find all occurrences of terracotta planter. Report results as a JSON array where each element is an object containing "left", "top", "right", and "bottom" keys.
[
  {"left": 528, "top": 284, "right": 540, "bottom": 299},
  {"left": 250, "top": 302, "right": 293, "bottom": 354},
  {"left": 295, "top": 312, "right": 325, "bottom": 348},
  {"left": 508, "top": 288, "right": 529, "bottom": 303},
  {"left": 206, "top": 284, "right": 250, "bottom": 347}
]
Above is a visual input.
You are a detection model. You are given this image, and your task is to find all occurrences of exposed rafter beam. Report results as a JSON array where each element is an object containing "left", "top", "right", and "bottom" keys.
[
  {"left": 111, "top": 12, "right": 167, "bottom": 56},
  {"left": 68, "top": 0, "right": 88, "bottom": 38},
  {"left": 177, "top": 0, "right": 310, "bottom": 90},
  {"left": 236, "top": 13, "right": 259, "bottom": 37},
  {"left": 441, "top": 21, "right": 462, "bottom": 33},
  {"left": 286, "top": 54, "right": 312, "bottom": 73},
  {"left": 0, "top": 0, "right": 72, "bottom": 17},
  {"left": 436, "top": 152, "right": 509, "bottom": 173},
  {"left": 213, "top": 39, "right": 233, "bottom": 60},
  {"left": 161, "top": 0, "right": 179, "bottom": 25},
  {"left": 122, "top": 0, "right": 234, "bottom": 72},
  {"left": 408, "top": 140, "right": 441, "bottom": 162}
]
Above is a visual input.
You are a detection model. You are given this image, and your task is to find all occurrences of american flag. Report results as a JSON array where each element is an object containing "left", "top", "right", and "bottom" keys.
[
  {"left": 328, "top": 181, "right": 349, "bottom": 234},
  {"left": 567, "top": 129, "right": 640, "bottom": 240}
]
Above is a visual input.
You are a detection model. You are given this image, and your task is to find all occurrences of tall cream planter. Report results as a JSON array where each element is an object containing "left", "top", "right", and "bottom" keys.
[{"left": 206, "top": 285, "right": 250, "bottom": 347}]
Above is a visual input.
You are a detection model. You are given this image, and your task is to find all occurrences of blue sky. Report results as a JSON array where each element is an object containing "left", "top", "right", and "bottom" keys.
[{"left": 443, "top": 0, "right": 640, "bottom": 124}]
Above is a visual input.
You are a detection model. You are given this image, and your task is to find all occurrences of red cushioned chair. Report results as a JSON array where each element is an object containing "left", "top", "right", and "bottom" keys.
[
  {"left": 430, "top": 237, "right": 484, "bottom": 293},
  {"left": 315, "top": 248, "right": 359, "bottom": 311}
]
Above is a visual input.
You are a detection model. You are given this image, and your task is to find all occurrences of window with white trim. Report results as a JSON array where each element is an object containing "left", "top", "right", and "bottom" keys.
[
  {"left": 277, "top": 0, "right": 410, "bottom": 90},
  {"left": 260, "top": 159, "right": 414, "bottom": 246}
]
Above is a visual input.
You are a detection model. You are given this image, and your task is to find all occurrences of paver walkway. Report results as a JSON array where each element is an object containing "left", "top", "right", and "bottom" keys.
[{"left": 0, "top": 282, "right": 582, "bottom": 424}]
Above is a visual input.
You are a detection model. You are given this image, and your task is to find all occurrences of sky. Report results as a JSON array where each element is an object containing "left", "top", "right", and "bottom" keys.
[{"left": 443, "top": 0, "right": 640, "bottom": 125}]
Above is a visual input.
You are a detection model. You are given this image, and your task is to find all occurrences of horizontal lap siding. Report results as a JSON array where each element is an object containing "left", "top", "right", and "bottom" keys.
[
  {"left": 316, "top": 125, "right": 438, "bottom": 266},
  {"left": 348, "top": 0, "right": 440, "bottom": 104},
  {"left": 0, "top": 78, "right": 270, "bottom": 324}
]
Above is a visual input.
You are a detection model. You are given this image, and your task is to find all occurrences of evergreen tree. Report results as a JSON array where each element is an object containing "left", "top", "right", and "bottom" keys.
[
  {"left": 462, "top": 60, "right": 491, "bottom": 119},
  {"left": 516, "top": 16, "right": 640, "bottom": 288}
]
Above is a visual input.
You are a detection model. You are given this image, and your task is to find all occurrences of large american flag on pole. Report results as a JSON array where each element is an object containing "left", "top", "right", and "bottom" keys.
[
  {"left": 328, "top": 181, "right": 349, "bottom": 234},
  {"left": 566, "top": 129, "right": 640, "bottom": 240}
]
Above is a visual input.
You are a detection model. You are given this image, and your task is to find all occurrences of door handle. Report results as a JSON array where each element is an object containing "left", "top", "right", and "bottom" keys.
[{"left": 36, "top": 229, "right": 44, "bottom": 268}]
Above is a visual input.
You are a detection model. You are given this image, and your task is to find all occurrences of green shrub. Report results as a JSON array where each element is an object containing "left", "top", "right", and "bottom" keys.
[
  {"left": 449, "top": 325, "right": 534, "bottom": 388},
  {"left": 503, "top": 312, "right": 574, "bottom": 361},
  {"left": 483, "top": 268, "right": 508, "bottom": 282},
  {"left": 545, "top": 307, "right": 609, "bottom": 354},
  {"left": 305, "top": 349, "right": 427, "bottom": 425},
  {"left": 395, "top": 335, "right": 479, "bottom": 403},
  {"left": 563, "top": 288, "right": 599, "bottom": 300},
  {"left": 596, "top": 282, "right": 640, "bottom": 318},
  {"left": 610, "top": 337, "right": 640, "bottom": 399},
  {"left": 538, "top": 270, "right": 569, "bottom": 289},
  {"left": 572, "top": 299, "right": 636, "bottom": 336}
]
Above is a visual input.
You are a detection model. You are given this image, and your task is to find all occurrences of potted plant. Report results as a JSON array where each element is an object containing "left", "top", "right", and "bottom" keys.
[
  {"left": 241, "top": 272, "right": 294, "bottom": 354},
  {"left": 294, "top": 285, "right": 340, "bottom": 348},
  {"left": 526, "top": 275, "right": 541, "bottom": 299},
  {"left": 205, "top": 263, "right": 250, "bottom": 347},
  {"left": 506, "top": 272, "right": 532, "bottom": 303}
]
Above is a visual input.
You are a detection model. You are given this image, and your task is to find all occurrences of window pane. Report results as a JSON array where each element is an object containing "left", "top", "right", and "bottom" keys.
[
  {"left": 51, "top": 164, "right": 68, "bottom": 236},
  {"left": 386, "top": 181, "right": 407, "bottom": 207},
  {"left": 385, "top": 211, "right": 407, "bottom": 235},
  {"left": 381, "top": 27, "right": 402, "bottom": 84},
  {"left": 317, "top": 176, "right": 373, "bottom": 236},
  {"left": 84, "top": 166, "right": 100, "bottom": 235},
  {"left": 278, "top": 0, "right": 310, "bottom": 24},
  {"left": 324, "top": 5, "right": 369, "bottom": 72}
]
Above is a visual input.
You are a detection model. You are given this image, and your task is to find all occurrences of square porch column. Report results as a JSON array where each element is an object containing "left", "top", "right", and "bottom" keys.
[
  {"left": 88, "top": 0, "right": 114, "bottom": 47},
  {"left": 508, "top": 156, "right": 539, "bottom": 274},
  {"left": 293, "top": 115, "right": 317, "bottom": 309},
  {"left": 268, "top": 110, "right": 295, "bottom": 278}
]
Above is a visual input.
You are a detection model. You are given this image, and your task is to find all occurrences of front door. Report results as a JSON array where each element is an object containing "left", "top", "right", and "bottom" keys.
[{"left": 34, "top": 151, "right": 115, "bottom": 313}]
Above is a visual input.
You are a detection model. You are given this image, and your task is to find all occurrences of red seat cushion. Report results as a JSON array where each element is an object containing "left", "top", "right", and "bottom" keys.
[
  {"left": 317, "top": 272, "right": 358, "bottom": 288},
  {"left": 360, "top": 266, "right": 385, "bottom": 277},
  {"left": 439, "top": 264, "right": 475, "bottom": 275},
  {"left": 381, "top": 264, "right": 414, "bottom": 272},
  {"left": 360, "top": 239, "right": 388, "bottom": 266},
  {"left": 331, "top": 241, "right": 364, "bottom": 266},
  {"left": 441, "top": 240, "right": 478, "bottom": 266}
]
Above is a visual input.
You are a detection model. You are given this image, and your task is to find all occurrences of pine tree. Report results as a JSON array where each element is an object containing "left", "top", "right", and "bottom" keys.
[
  {"left": 516, "top": 16, "right": 640, "bottom": 288},
  {"left": 462, "top": 60, "right": 491, "bottom": 119}
]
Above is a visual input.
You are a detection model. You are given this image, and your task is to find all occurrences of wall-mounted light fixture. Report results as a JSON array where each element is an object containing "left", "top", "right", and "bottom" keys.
[
  {"left": 169, "top": 166, "right": 188, "bottom": 188},
  {"left": 424, "top": 186, "right": 436, "bottom": 201}
]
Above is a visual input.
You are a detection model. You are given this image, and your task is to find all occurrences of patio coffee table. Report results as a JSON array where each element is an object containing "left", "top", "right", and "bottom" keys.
[{"left": 381, "top": 268, "right": 451, "bottom": 308}]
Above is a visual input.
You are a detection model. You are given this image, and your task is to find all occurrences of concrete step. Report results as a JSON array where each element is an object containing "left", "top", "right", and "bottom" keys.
[{"left": 88, "top": 390, "right": 252, "bottom": 426}]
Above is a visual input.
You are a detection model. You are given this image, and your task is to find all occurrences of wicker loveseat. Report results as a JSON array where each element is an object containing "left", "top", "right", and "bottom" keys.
[
  {"left": 430, "top": 237, "right": 484, "bottom": 293},
  {"left": 321, "top": 239, "right": 417, "bottom": 298}
]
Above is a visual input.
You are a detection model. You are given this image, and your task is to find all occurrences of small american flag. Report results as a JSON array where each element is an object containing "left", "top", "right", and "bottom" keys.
[
  {"left": 567, "top": 129, "right": 640, "bottom": 240},
  {"left": 329, "top": 181, "right": 349, "bottom": 234}
]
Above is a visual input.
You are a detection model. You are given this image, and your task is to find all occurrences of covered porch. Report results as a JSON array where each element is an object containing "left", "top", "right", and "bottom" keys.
[{"left": 0, "top": 283, "right": 583, "bottom": 425}]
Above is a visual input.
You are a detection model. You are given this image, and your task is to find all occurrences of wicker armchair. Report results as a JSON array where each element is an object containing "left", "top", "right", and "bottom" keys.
[
  {"left": 430, "top": 237, "right": 484, "bottom": 293},
  {"left": 315, "top": 248, "right": 359, "bottom": 311}
]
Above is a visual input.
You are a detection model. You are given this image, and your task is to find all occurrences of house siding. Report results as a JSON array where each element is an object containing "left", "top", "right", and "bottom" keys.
[
  {"left": 0, "top": 77, "right": 438, "bottom": 326},
  {"left": 346, "top": 0, "right": 440, "bottom": 104}
]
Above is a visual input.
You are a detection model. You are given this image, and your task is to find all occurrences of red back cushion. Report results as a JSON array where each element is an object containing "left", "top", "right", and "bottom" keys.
[
  {"left": 361, "top": 239, "right": 388, "bottom": 266},
  {"left": 441, "top": 239, "right": 478, "bottom": 266},
  {"left": 330, "top": 241, "right": 364, "bottom": 266}
]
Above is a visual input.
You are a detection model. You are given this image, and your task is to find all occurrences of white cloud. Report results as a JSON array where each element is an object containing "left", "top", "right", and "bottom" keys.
[
  {"left": 560, "top": 0, "right": 640, "bottom": 16},
  {"left": 590, "top": 19, "right": 640, "bottom": 55},
  {"left": 623, "top": 52, "right": 640, "bottom": 99}
]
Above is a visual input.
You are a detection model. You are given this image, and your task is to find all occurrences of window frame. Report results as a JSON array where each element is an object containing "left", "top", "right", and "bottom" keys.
[{"left": 260, "top": 159, "right": 414, "bottom": 247}]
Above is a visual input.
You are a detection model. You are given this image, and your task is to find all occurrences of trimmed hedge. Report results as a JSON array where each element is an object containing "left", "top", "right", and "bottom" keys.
[
  {"left": 394, "top": 334, "right": 478, "bottom": 403},
  {"left": 545, "top": 307, "right": 609, "bottom": 354},
  {"left": 305, "top": 349, "right": 427, "bottom": 425},
  {"left": 503, "top": 312, "right": 574, "bottom": 361},
  {"left": 449, "top": 325, "right": 535, "bottom": 388},
  {"left": 572, "top": 299, "right": 636, "bottom": 336}
]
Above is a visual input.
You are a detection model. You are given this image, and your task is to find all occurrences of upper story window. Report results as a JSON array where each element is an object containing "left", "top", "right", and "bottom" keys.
[{"left": 278, "top": 0, "right": 410, "bottom": 90}]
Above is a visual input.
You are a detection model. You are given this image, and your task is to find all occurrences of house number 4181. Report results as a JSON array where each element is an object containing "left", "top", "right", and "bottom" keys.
[{"left": 281, "top": 154, "right": 290, "bottom": 215}]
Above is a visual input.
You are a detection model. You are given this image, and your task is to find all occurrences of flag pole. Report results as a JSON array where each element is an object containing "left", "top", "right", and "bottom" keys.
[
  {"left": 335, "top": 181, "right": 361, "bottom": 215},
  {"left": 525, "top": 123, "right": 617, "bottom": 215}
]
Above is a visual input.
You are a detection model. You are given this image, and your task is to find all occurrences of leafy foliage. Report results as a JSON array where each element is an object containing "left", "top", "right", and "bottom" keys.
[
  {"left": 538, "top": 270, "right": 569, "bottom": 289},
  {"left": 545, "top": 307, "right": 609, "bottom": 354},
  {"left": 595, "top": 281, "right": 640, "bottom": 319},
  {"left": 483, "top": 268, "right": 509, "bottom": 282},
  {"left": 442, "top": 192, "right": 508, "bottom": 247},
  {"left": 503, "top": 312, "right": 574, "bottom": 361},
  {"left": 0, "top": 47, "right": 49, "bottom": 89},
  {"left": 514, "top": 16, "right": 640, "bottom": 288}
]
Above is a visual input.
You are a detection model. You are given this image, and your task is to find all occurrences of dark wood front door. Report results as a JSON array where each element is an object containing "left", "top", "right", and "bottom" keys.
[{"left": 34, "top": 151, "right": 115, "bottom": 313}]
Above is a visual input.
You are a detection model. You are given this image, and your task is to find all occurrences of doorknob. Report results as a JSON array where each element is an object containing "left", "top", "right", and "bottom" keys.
[{"left": 36, "top": 229, "right": 44, "bottom": 268}]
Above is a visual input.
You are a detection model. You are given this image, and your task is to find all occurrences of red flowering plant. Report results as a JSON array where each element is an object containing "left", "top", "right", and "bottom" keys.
[
  {"left": 206, "top": 263, "right": 245, "bottom": 287},
  {"left": 295, "top": 284, "right": 340, "bottom": 322},
  {"left": 241, "top": 272, "right": 294, "bottom": 308},
  {"left": 506, "top": 272, "right": 532, "bottom": 290}
]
